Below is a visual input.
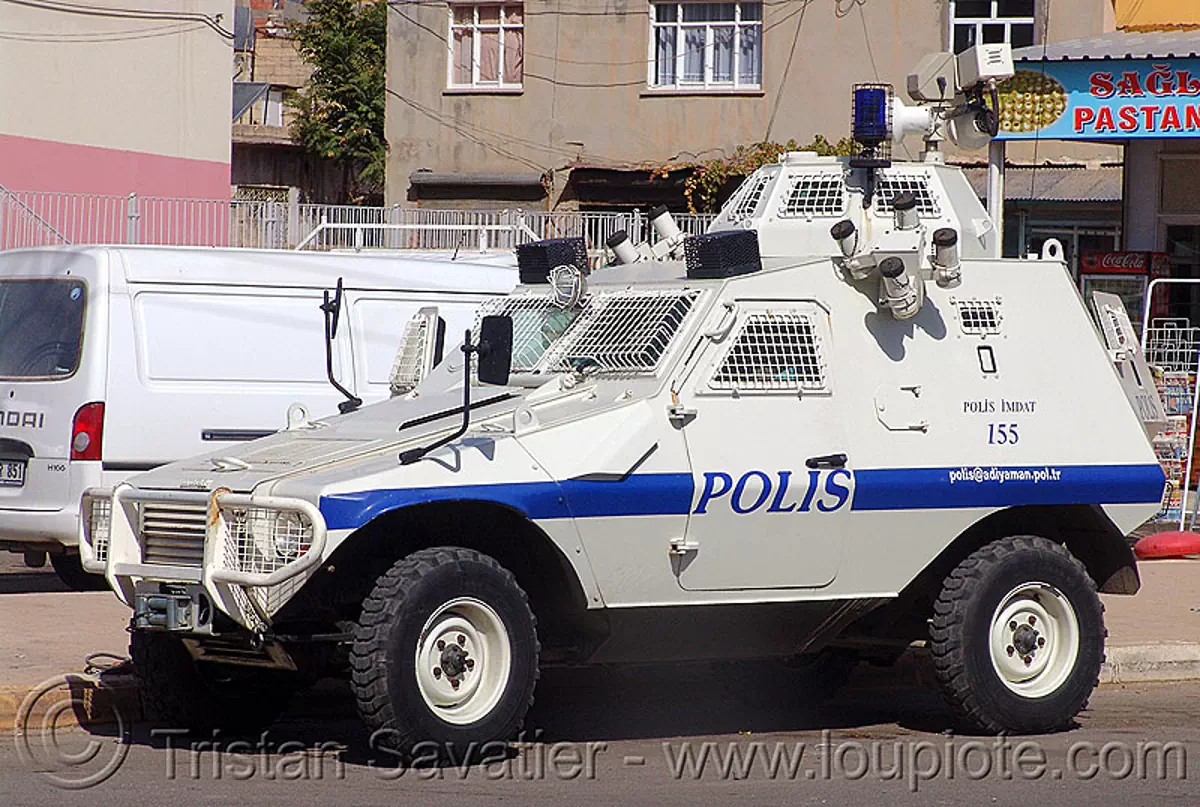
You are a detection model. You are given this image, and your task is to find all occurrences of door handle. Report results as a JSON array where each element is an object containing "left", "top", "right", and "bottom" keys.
[{"left": 805, "top": 453, "right": 848, "bottom": 469}]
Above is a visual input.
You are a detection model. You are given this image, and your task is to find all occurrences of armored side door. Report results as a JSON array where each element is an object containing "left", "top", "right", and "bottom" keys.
[{"left": 673, "top": 299, "right": 851, "bottom": 590}]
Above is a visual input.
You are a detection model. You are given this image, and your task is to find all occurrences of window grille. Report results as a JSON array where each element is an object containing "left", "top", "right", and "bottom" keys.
[
  {"left": 955, "top": 299, "right": 1003, "bottom": 334},
  {"left": 390, "top": 315, "right": 431, "bottom": 396},
  {"left": 543, "top": 290, "right": 702, "bottom": 376},
  {"left": 778, "top": 174, "right": 846, "bottom": 218},
  {"left": 475, "top": 293, "right": 580, "bottom": 372},
  {"left": 725, "top": 172, "right": 772, "bottom": 221},
  {"left": 875, "top": 174, "right": 940, "bottom": 217},
  {"left": 711, "top": 311, "right": 827, "bottom": 392}
]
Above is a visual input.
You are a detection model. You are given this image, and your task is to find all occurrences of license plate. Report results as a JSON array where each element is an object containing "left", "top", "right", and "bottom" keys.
[{"left": 0, "top": 460, "right": 25, "bottom": 487}]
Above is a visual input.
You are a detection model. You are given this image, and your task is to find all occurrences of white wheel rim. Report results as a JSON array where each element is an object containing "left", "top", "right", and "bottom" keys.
[
  {"left": 414, "top": 597, "right": 511, "bottom": 725},
  {"left": 988, "top": 581, "right": 1080, "bottom": 698}
]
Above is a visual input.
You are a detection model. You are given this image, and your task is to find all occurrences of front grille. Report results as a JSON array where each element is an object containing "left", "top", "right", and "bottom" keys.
[{"left": 140, "top": 502, "right": 208, "bottom": 567}]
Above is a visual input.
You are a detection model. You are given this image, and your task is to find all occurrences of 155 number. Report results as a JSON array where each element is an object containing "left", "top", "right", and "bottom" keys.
[{"left": 988, "top": 423, "right": 1020, "bottom": 445}]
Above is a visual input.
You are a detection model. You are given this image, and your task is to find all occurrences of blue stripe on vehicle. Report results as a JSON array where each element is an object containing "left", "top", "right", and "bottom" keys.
[
  {"left": 318, "top": 472, "right": 695, "bottom": 531},
  {"left": 850, "top": 464, "right": 1166, "bottom": 512},
  {"left": 318, "top": 463, "right": 1165, "bottom": 530}
]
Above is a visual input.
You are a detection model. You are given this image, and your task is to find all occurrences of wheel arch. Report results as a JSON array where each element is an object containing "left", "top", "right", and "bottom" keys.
[
  {"left": 935, "top": 504, "right": 1141, "bottom": 596},
  {"left": 291, "top": 499, "right": 604, "bottom": 660},
  {"left": 842, "top": 504, "right": 1139, "bottom": 648}
]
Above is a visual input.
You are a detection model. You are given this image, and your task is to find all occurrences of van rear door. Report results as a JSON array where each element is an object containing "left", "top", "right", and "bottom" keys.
[{"left": 0, "top": 256, "right": 102, "bottom": 512}]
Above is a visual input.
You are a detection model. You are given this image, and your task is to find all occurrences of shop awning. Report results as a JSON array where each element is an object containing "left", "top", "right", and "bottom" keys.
[
  {"left": 408, "top": 172, "right": 546, "bottom": 187},
  {"left": 1013, "top": 29, "right": 1200, "bottom": 61},
  {"left": 233, "top": 82, "right": 270, "bottom": 121},
  {"left": 964, "top": 166, "right": 1122, "bottom": 203}
]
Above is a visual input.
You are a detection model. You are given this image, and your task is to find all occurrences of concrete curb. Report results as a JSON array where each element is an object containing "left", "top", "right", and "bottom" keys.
[
  {"left": 1101, "top": 644, "right": 1200, "bottom": 684},
  {"left": 840, "top": 643, "right": 1200, "bottom": 690}
]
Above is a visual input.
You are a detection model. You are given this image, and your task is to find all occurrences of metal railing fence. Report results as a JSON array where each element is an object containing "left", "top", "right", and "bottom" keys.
[{"left": 0, "top": 187, "right": 716, "bottom": 255}]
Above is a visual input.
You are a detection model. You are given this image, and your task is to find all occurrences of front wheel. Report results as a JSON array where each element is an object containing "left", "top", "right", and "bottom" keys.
[
  {"left": 930, "top": 535, "right": 1104, "bottom": 734},
  {"left": 351, "top": 547, "right": 540, "bottom": 755}
]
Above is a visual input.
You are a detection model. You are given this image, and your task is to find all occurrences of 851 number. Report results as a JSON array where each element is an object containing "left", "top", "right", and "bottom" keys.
[{"left": 988, "top": 423, "right": 1020, "bottom": 445}]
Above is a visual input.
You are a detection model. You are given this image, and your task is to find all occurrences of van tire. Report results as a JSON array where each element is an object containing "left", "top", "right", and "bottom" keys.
[
  {"left": 351, "top": 547, "right": 539, "bottom": 756},
  {"left": 49, "top": 552, "right": 109, "bottom": 592},
  {"left": 930, "top": 535, "right": 1104, "bottom": 734},
  {"left": 130, "top": 631, "right": 297, "bottom": 733}
]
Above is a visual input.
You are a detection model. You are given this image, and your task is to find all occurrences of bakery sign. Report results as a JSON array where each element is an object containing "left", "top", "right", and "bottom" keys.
[{"left": 995, "top": 58, "right": 1200, "bottom": 140}]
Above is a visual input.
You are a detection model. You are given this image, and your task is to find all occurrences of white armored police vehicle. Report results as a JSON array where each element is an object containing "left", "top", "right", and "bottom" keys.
[{"left": 84, "top": 46, "right": 1166, "bottom": 747}]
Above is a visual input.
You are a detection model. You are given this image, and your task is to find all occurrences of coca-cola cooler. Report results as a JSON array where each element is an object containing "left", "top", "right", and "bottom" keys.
[{"left": 1079, "top": 251, "right": 1170, "bottom": 335}]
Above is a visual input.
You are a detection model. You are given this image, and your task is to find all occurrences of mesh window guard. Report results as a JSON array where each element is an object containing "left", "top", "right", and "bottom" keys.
[
  {"left": 475, "top": 293, "right": 580, "bottom": 372},
  {"left": 544, "top": 290, "right": 703, "bottom": 376},
  {"left": 778, "top": 174, "right": 846, "bottom": 218},
  {"left": 875, "top": 173, "right": 940, "bottom": 217},
  {"left": 954, "top": 299, "right": 1002, "bottom": 335},
  {"left": 711, "top": 311, "right": 827, "bottom": 392},
  {"left": 390, "top": 315, "right": 430, "bottom": 395},
  {"left": 726, "top": 172, "right": 772, "bottom": 221}
]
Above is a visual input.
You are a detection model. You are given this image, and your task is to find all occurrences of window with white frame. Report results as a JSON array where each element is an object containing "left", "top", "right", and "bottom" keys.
[
  {"left": 449, "top": 3, "right": 524, "bottom": 88},
  {"left": 949, "top": 0, "right": 1035, "bottom": 54},
  {"left": 650, "top": 2, "right": 762, "bottom": 91}
]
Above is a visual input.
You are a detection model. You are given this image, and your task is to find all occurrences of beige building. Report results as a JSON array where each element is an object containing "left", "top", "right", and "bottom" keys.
[
  {"left": 0, "top": 0, "right": 233, "bottom": 200},
  {"left": 386, "top": 0, "right": 1120, "bottom": 217}
]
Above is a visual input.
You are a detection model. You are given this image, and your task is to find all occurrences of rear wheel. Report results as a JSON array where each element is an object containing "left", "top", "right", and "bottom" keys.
[
  {"left": 130, "top": 631, "right": 297, "bottom": 733},
  {"left": 930, "top": 535, "right": 1104, "bottom": 734},
  {"left": 49, "top": 552, "right": 109, "bottom": 592},
  {"left": 351, "top": 547, "right": 539, "bottom": 756}
]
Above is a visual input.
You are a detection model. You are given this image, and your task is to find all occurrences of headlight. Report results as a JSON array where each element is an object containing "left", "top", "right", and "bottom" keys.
[{"left": 243, "top": 508, "right": 312, "bottom": 563}]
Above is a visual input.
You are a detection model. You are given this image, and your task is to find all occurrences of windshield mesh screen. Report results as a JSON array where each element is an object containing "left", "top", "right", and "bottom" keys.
[
  {"left": 0, "top": 279, "right": 87, "bottom": 379},
  {"left": 475, "top": 293, "right": 581, "bottom": 372},
  {"left": 545, "top": 290, "right": 702, "bottom": 376}
]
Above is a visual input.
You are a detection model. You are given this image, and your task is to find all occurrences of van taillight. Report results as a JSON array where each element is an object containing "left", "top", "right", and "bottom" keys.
[{"left": 71, "top": 402, "right": 104, "bottom": 461}]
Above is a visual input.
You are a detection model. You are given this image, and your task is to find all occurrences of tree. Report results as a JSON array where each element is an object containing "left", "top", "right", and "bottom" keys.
[
  {"left": 658, "top": 135, "right": 858, "bottom": 213},
  {"left": 287, "top": 0, "right": 387, "bottom": 203}
]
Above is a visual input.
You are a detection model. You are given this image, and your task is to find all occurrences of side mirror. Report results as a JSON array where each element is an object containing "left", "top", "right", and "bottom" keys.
[{"left": 476, "top": 315, "right": 513, "bottom": 386}]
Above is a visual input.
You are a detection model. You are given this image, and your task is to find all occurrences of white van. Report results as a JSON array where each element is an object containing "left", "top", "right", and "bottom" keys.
[{"left": 0, "top": 245, "right": 516, "bottom": 587}]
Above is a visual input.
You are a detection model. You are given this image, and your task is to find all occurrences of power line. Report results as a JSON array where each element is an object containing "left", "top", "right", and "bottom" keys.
[
  {"left": 764, "top": 0, "right": 811, "bottom": 141},
  {"left": 0, "top": 0, "right": 233, "bottom": 39},
  {"left": 386, "top": 87, "right": 552, "bottom": 171},
  {"left": 0, "top": 21, "right": 207, "bottom": 43},
  {"left": 1027, "top": 0, "right": 1053, "bottom": 204}
]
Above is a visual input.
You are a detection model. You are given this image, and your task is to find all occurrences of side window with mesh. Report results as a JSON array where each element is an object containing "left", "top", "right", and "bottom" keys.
[
  {"left": 709, "top": 307, "right": 828, "bottom": 394},
  {"left": 544, "top": 290, "right": 702, "bottom": 376},
  {"left": 475, "top": 293, "right": 580, "bottom": 372}
]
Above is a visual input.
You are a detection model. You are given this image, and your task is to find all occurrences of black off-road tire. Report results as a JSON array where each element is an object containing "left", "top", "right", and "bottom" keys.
[
  {"left": 50, "top": 552, "right": 110, "bottom": 592},
  {"left": 130, "top": 631, "right": 297, "bottom": 733},
  {"left": 350, "top": 547, "right": 540, "bottom": 756},
  {"left": 930, "top": 535, "right": 1105, "bottom": 734}
]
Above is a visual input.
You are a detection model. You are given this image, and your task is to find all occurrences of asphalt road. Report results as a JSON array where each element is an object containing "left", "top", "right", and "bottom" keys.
[
  {"left": 3, "top": 663, "right": 1199, "bottom": 806},
  {"left": 3, "top": 552, "right": 1197, "bottom": 804}
]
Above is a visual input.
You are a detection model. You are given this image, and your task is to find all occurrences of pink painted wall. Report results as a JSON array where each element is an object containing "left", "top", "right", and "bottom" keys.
[{"left": 0, "top": 134, "right": 230, "bottom": 200}]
